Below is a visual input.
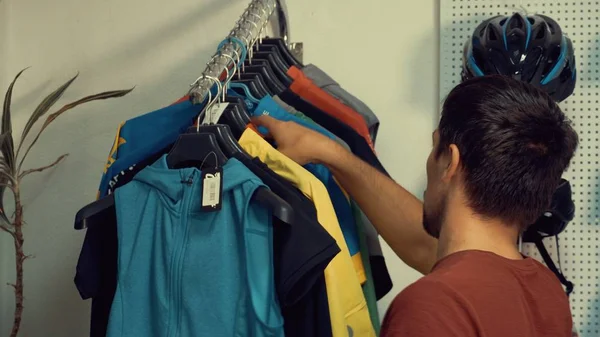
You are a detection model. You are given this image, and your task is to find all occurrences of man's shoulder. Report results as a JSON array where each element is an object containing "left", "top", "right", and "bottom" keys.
[
  {"left": 380, "top": 278, "right": 478, "bottom": 337},
  {"left": 429, "top": 250, "right": 567, "bottom": 295},
  {"left": 395, "top": 276, "right": 464, "bottom": 303}
]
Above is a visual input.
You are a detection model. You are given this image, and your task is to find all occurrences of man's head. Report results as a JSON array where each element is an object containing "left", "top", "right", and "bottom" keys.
[{"left": 423, "top": 75, "right": 578, "bottom": 239}]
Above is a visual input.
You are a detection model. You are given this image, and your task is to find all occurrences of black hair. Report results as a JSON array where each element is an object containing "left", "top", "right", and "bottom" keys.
[{"left": 438, "top": 75, "right": 578, "bottom": 229}]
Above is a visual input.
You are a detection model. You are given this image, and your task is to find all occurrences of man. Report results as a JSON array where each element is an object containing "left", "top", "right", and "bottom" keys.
[{"left": 253, "top": 75, "right": 578, "bottom": 336}]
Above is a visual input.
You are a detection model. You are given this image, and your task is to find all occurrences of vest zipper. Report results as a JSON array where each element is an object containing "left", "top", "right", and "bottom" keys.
[{"left": 168, "top": 172, "right": 196, "bottom": 337}]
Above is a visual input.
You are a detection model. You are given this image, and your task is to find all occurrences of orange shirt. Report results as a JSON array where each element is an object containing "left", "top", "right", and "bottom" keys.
[
  {"left": 287, "top": 66, "right": 375, "bottom": 151},
  {"left": 173, "top": 95, "right": 189, "bottom": 104}
]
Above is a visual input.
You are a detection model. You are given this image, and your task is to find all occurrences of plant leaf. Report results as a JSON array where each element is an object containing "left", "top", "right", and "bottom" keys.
[
  {"left": 0, "top": 131, "right": 14, "bottom": 225},
  {"left": 19, "top": 153, "right": 68, "bottom": 180},
  {"left": 17, "top": 87, "right": 134, "bottom": 173},
  {"left": 3, "top": 68, "right": 27, "bottom": 173},
  {"left": 16, "top": 73, "right": 79, "bottom": 158}
]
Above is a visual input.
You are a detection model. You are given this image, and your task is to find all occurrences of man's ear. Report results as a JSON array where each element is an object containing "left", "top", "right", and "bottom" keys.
[{"left": 442, "top": 144, "right": 461, "bottom": 182}]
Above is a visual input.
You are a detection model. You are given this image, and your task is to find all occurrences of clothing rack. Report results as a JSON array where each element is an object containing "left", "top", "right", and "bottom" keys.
[{"left": 188, "top": 0, "right": 285, "bottom": 105}]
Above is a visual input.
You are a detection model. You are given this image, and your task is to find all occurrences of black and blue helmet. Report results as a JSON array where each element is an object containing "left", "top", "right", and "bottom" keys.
[{"left": 462, "top": 13, "right": 576, "bottom": 102}]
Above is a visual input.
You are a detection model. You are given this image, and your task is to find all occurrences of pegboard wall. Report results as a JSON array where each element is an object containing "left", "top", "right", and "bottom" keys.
[{"left": 440, "top": 0, "right": 599, "bottom": 335}]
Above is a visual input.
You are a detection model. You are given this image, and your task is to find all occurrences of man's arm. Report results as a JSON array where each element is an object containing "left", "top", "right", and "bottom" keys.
[
  {"left": 322, "top": 142, "right": 437, "bottom": 274},
  {"left": 253, "top": 116, "right": 437, "bottom": 274}
]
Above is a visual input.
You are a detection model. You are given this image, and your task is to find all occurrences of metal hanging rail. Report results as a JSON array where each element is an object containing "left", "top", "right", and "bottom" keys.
[{"left": 188, "top": 0, "right": 281, "bottom": 104}]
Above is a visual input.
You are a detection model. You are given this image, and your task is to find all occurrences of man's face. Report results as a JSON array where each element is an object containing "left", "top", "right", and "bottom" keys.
[{"left": 423, "top": 130, "right": 449, "bottom": 239}]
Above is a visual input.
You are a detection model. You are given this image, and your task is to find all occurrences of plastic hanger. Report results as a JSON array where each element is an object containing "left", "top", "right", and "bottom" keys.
[
  {"left": 167, "top": 131, "right": 229, "bottom": 169},
  {"left": 259, "top": 37, "right": 303, "bottom": 67},
  {"left": 238, "top": 71, "right": 272, "bottom": 96},
  {"left": 173, "top": 78, "right": 296, "bottom": 223},
  {"left": 244, "top": 58, "right": 292, "bottom": 87},
  {"left": 251, "top": 51, "right": 291, "bottom": 84},
  {"left": 221, "top": 96, "right": 251, "bottom": 131},
  {"left": 242, "top": 64, "right": 285, "bottom": 94},
  {"left": 74, "top": 194, "right": 116, "bottom": 229},
  {"left": 229, "top": 82, "right": 261, "bottom": 104},
  {"left": 193, "top": 77, "right": 252, "bottom": 158},
  {"left": 238, "top": 73, "right": 271, "bottom": 97},
  {"left": 219, "top": 106, "right": 246, "bottom": 138},
  {"left": 223, "top": 96, "right": 251, "bottom": 123},
  {"left": 253, "top": 44, "right": 291, "bottom": 69},
  {"left": 208, "top": 98, "right": 247, "bottom": 140}
]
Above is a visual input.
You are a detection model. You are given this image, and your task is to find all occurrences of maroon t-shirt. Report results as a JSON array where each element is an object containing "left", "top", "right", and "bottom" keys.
[{"left": 381, "top": 250, "right": 572, "bottom": 337}]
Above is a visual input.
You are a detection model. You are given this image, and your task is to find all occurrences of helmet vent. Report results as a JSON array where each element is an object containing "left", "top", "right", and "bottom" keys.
[
  {"left": 487, "top": 26, "right": 498, "bottom": 41},
  {"left": 536, "top": 25, "right": 546, "bottom": 40}
]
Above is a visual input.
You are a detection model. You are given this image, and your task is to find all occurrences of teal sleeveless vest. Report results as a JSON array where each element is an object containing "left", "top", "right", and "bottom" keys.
[{"left": 107, "top": 155, "right": 283, "bottom": 337}]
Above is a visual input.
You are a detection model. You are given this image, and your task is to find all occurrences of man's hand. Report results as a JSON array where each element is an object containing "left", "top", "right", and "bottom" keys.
[
  {"left": 253, "top": 115, "right": 437, "bottom": 274},
  {"left": 253, "top": 115, "right": 343, "bottom": 166}
]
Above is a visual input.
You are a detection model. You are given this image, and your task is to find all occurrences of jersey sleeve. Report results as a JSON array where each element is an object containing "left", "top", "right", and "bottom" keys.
[{"left": 380, "top": 279, "right": 479, "bottom": 337}]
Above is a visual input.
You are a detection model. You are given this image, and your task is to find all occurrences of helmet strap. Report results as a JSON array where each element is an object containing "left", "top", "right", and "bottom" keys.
[{"left": 531, "top": 231, "right": 574, "bottom": 296}]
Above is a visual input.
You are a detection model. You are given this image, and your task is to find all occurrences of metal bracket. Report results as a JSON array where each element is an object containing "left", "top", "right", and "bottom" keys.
[
  {"left": 270, "top": 0, "right": 304, "bottom": 63},
  {"left": 289, "top": 42, "right": 304, "bottom": 63}
]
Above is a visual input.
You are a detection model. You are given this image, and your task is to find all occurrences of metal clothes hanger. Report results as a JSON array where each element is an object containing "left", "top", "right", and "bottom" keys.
[
  {"left": 229, "top": 15, "right": 275, "bottom": 98},
  {"left": 234, "top": 13, "right": 293, "bottom": 85},
  {"left": 212, "top": 51, "right": 251, "bottom": 135},
  {"left": 167, "top": 75, "right": 234, "bottom": 168}
]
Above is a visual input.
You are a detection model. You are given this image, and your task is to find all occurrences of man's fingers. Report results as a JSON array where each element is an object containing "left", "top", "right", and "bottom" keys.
[{"left": 252, "top": 115, "right": 281, "bottom": 130}]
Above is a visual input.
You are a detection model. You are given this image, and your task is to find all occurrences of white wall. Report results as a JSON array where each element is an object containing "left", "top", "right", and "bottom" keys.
[{"left": 0, "top": 0, "right": 439, "bottom": 335}]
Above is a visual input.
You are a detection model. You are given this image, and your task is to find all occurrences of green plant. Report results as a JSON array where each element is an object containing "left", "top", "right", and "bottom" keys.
[{"left": 0, "top": 69, "right": 133, "bottom": 337}]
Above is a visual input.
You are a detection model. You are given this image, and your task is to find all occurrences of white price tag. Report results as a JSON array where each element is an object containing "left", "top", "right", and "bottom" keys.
[
  {"left": 201, "top": 168, "right": 223, "bottom": 211},
  {"left": 201, "top": 102, "right": 230, "bottom": 125}
]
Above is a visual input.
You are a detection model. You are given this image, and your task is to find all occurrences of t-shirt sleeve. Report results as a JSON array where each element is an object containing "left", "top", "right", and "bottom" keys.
[
  {"left": 273, "top": 205, "right": 340, "bottom": 307},
  {"left": 381, "top": 279, "right": 478, "bottom": 337}
]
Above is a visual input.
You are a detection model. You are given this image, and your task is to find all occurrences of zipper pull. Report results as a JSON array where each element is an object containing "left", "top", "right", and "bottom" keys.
[{"left": 180, "top": 177, "right": 193, "bottom": 185}]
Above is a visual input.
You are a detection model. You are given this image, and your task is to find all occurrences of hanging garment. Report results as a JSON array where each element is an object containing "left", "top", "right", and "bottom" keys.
[
  {"left": 252, "top": 95, "right": 366, "bottom": 284},
  {"left": 279, "top": 89, "right": 393, "bottom": 300},
  {"left": 270, "top": 95, "right": 384, "bottom": 308},
  {"left": 273, "top": 100, "right": 381, "bottom": 323},
  {"left": 302, "top": 64, "right": 380, "bottom": 144},
  {"left": 74, "top": 209, "right": 118, "bottom": 337},
  {"left": 353, "top": 204, "right": 381, "bottom": 334},
  {"left": 272, "top": 95, "right": 353, "bottom": 153},
  {"left": 239, "top": 128, "right": 375, "bottom": 337},
  {"left": 98, "top": 99, "right": 203, "bottom": 198},
  {"left": 286, "top": 66, "right": 375, "bottom": 151},
  {"left": 106, "top": 155, "right": 284, "bottom": 337},
  {"left": 236, "top": 155, "right": 340, "bottom": 337},
  {"left": 77, "top": 139, "right": 339, "bottom": 337}
]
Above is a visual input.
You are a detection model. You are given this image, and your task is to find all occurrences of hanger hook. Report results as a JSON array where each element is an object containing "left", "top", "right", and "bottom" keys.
[
  {"left": 246, "top": 13, "right": 262, "bottom": 48},
  {"left": 257, "top": 2, "right": 271, "bottom": 44},
  {"left": 245, "top": 4, "right": 264, "bottom": 38},
  {"left": 195, "top": 75, "right": 213, "bottom": 131},
  {"left": 207, "top": 52, "right": 232, "bottom": 101},
  {"left": 219, "top": 52, "right": 238, "bottom": 89},
  {"left": 199, "top": 74, "right": 222, "bottom": 126},
  {"left": 244, "top": 19, "right": 260, "bottom": 59},
  {"left": 233, "top": 23, "right": 255, "bottom": 63},
  {"left": 228, "top": 46, "right": 242, "bottom": 80},
  {"left": 230, "top": 28, "right": 250, "bottom": 72}
]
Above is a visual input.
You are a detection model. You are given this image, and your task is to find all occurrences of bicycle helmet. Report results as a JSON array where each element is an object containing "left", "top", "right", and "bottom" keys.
[
  {"left": 522, "top": 178, "right": 575, "bottom": 295},
  {"left": 462, "top": 13, "right": 577, "bottom": 102}
]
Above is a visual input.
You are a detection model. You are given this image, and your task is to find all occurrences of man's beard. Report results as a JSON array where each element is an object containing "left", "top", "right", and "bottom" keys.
[{"left": 423, "top": 198, "right": 446, "bottom": 239}]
